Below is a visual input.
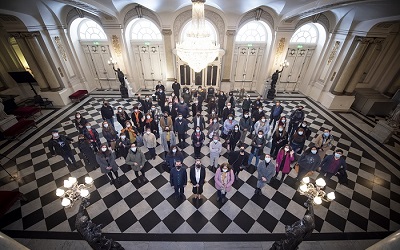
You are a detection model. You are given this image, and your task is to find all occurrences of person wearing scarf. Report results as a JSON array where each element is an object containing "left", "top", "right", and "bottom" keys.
[{"left": 96, "top": 143, "right": 120, "bottom": 185}]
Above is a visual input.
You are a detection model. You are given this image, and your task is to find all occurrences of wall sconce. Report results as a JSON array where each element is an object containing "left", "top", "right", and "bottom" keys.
[
  {"left": 91, "top": 46, "right": 97, "bottom": 52},
  {"left": 280, "top": 60, "right": 289, "bottom": 71},
  {"left": 151, "top": 46, "right": 157, "bottom": 53},
  {"left": 141, "top": 46, "right": 147, "bottom": 53},
  {"left": 101, "top": 46, "right": 106, "bottom": 53},
  {"left": 107, "top": 57, "right": 117, "bottom": 66}
]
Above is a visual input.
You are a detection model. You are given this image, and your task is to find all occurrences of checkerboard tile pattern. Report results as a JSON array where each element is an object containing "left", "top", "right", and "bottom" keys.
[{"left": 1, "top": 94, "right": 399, "bottom": 236}]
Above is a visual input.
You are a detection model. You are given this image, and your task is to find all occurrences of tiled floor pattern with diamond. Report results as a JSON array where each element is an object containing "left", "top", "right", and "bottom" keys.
[{"left": 1, "top": 93, "right": 399, "bottom": 240}]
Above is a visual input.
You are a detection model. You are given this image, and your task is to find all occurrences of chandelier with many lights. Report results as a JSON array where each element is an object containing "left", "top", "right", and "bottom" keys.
[
  {"left": 176, "top": 0, "right": 220, "bottom": 72},
  {"left": 298, "top": 177, "right": 335, "bottom": 205},
  {"left": 56, "top": 176, "right": 93, "bottom": 208}
]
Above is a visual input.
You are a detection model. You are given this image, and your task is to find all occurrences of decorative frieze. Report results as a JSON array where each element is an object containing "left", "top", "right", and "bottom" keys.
[
  {"left": 111, "top": 35, "right": 121, "bottom": 56},
  {"left": 327, "top": 41, "right": 340, "bottom": 64},
  {"left": 54, "top": 36, "right": 67, "bottom": 61}
]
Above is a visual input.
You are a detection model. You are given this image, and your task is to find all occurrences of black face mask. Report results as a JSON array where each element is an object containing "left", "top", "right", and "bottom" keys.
[
  {"left": 176, "top": 166, "right": 181, "bottom": 170},
  {"left": 240, "top": 149, "right": 244, "bottom": 152},
  {"left": 195, "top": 164, "right": 201, "bottom": 168}
]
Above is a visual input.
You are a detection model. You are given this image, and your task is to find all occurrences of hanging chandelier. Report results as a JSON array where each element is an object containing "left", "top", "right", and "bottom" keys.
[{"left": 176, "top": 0, "right": 220, "bottom": 72}]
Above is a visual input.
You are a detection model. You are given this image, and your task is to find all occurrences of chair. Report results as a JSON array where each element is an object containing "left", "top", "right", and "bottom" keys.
[{"left": 34, "top": 95, "right": 53, "bottom": 108}]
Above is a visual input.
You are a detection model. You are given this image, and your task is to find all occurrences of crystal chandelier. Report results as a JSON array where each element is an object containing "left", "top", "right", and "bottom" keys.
[
  {"left": 56, "top": 176, "right": 94, "bottom": 208},
  {"left": 298, "top": 177, "right": 335, "bottom": 205},
  {"left": 176, "top": 0, "right": 220, "bottom": 72}
]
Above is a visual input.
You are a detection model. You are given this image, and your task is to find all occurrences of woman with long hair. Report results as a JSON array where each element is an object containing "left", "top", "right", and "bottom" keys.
[
  {"left": 214, "top": 163, "right": 235, "bottom": 203},
  {"left": 96, "top": 143, "right": 120, "bottom": 185}
]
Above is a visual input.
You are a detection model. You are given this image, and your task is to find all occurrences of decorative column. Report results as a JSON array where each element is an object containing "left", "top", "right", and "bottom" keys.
[
  {"left": 162, "top": 29, "right": 174, "bottom": 81},
  {"left": 344, "top": 38, "right": 384, "bottom": 94},
  {"left": 12, "top": 34, "right": 50, "bottom": 91},
  {"left": 24, "top": 33, "right": 62, "bottom": 91},
  {"left": 332, "top": 37, "right": 371, "bottom": 95},
  {"left": 221, "top": 30, "right": 236, "bottom": 82}
]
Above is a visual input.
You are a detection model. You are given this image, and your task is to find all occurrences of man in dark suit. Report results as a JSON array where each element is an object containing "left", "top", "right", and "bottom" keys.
[
  {"left": 192, "top": 112, "right": 206, "bottom": 131},
  {"left": 170, "top": 159, "right": 187, "bottom": 200},
  {"left": 172, "top": 79, "right": 181, "bottom": 96},
  {"left": 190, "top": 158, "right": 206, "bottom": 199},
  {"left": 269, "top": 100, "right": 284, "bottom": 132}
]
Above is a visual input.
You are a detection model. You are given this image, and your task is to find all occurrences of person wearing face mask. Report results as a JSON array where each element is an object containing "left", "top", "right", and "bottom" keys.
[
  {"left": 96, "top": 143, "right": 120, "bottom": 185},
  {"left": 165, "top": 146, "right": 184, "bottom": 170},
  {"left": 251, "top": 96, "right": 263, "bottom": 115},
  {"left": 100, "top": 100, "right": 115, "bottom": 128},
  {"left": 207, "top": 98, "right": 217, "bottom": 114},
  {"left": 248, "top": 130, "right": 266, "bottom": 168},
  {"left": 161, "top": 126, "right": 176, "bottom": 156},
  {"left": 116, "top": 132, "right": 130, "bottom": 159},
  {"left": 217, "top": 91, "right": 227, "bottom": 117},
  {"left": 296, "top": 145, "right": 322, "bottom": 183},
  {"left": 191, "top": 98, "right": 202, "bottom": 117},
  {"left": 314, "top": 129, "right": 334, "bottom": 160},
  {"left": 207, "top": 117, "right": 220, "bottom": 139},
  {"left": 49, "top": 129, "right": 78, "bottom": 167},
  {"left": 116, "top": 107, "right": 130, "bottom": 128},
  {"left": 255, "top": 154, "right": 276, "bottom": 194},
  {"left": 131, "top": 106, "right": 144, "bottom": 133},
  {"left": 253, "top": 116, "right": 270, "bottom": 139},
  {"left": 275, "top": 145, "right": 295, "bottom": 183},
  {"left": 290, "top": 128, "right": 307, "bottom": 154},
  {"left": 206, "top": 109, "right": 218, "bottom": 125},
  {"left": 102, "top": 121, "right": 118, "bottom": 150},
  {"left": 163, "top": 102, "right": 178, "bottom": 122},
  {"left": 176, "top": 99, "right": 190, "bottom": 118},
  {"left": 156, "top": 87, "right": 166, "bottom": 109},
  {"left": 180, "top": 88, "right": 190, "bottom": 104},
  {"left": 138, "top": 94, "right": 152, "bottom": 114},
  {"left": 288, "top": 105, "right": 305, "bottom": 138},
  {"left": 190, "top": 158, "right": 206, "bottom": 199},
  {"left": 209, "top": 135, "right": 222, "bottom": 172},
  {"left": 160, "top": 111, "right": 173, "bottom": 131},
  {"left": 222, "top": 102, "right": 235, "bottom": 122},
  {"left": 251, "top": 105, "right": 265, "bottom": 127},
  {"left": 143, "top": 127, "right": 157, "bottom": 160},
  {"left": 78, "top": 134, "right": 98, "bottom": 169},
  {"left": 74, "top": 112, "right": 88, "bottom": 133},
  {"left": 222, "top": 114, "right": 238, "bottom": 139},
  {"left": 170, "top": 159, "right": 188, "bottom": 201},
  {"left": 317, "top": 149, "right": 346, "bottom": 180},
  {"left": 173, "top": 113, "right": 189, "bottom": 148},
  {"left": 270, "top": 126, "right": 288, "bottom": 159},
  {"left": 192, "top": 111, "right": 206, "bottom": 131},
  {"left": 238, "top": 112, "right": 252, "bottom": 140},
  {"left": 229, "top": 143, "right": 249, "bottom": 180},
  {"left": 214, "top": 163, "right": 235, "bottom": 203},
  {"left": 83, "top": 122, "right": 101, "bottom": 152},
  {"left": 121, "top": 121, "right": 138, "bottom": 144},
  {"left": 226, "top": 91, "right": 236, "bottom": 108},
  {"left": 155, "top": 80, "right": 165, "bottom": 92},
  {"left": 191, "top": 126, "right": 205, "bottom": 158},
  {"left": 126, "top": 143, "right": 147, "bottom": 184},
  {"left": 269, "top": 101, "right": 284, "bottom": 132},
  {"left": 299, "top": 121, "right": 311, "bottom": 139},
  {"left": 172, "top": 79, "right": 181, "bottom": 97},
  {"left": 242, "top": 95, "right": 251, "bottom": 114},
  {"left": 277, "top": 116, "right": 288, "bottom": 130},
  {"left": 144, "top": 113, "right": 158, "bottom": 138},
  {"left": 226, "top": 124, "right": 241, "bottom": 152}
]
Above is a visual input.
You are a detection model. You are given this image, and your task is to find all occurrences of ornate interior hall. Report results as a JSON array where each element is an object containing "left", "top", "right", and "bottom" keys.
[{"left": 0, "top": 0, "right": 399, "bottom": 249}]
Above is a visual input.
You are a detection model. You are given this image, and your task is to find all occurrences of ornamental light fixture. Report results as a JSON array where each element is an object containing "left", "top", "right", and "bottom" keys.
[
  {"left": 176, "top": 0, "right": 220, "bottom": 72},
  {"left": 298, "top": 177, "right": 335, "bottom": 206},
  {"left": 56, "top": 176, "right": 93, "bottom": 208}
]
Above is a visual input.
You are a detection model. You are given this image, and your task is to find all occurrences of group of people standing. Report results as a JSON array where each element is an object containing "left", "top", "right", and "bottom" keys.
[{"left": 47, "top": 79, "right": 347, "bottom": 203}]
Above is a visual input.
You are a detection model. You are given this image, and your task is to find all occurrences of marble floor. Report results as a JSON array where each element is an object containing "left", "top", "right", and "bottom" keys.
[{"left": 1, "top": 91, "right": 399, "bottom": 249}]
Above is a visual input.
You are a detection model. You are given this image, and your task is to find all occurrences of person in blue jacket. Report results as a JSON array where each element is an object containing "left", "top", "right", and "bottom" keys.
[
  {"left": 318, "top": 149, "right": 347, "bottom": 180},
  {"left": 170, "top": 159, "right": 187, "bottom": 201},
  {"left": 174, "top": 113, "right": 189, "bottom": 148}
]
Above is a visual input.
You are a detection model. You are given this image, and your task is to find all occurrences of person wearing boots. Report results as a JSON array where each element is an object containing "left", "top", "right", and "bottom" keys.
[
  {"left": 270, "top": 125, "right": 288, "bottom": 159},
  {"left": 116, "top": 132, "right": 130, "bottom": 159},
  {"left": 74, "top": 112, "right": 88, "bottom": 134},
  {"left": 170, "top": 159, "right": 187, "bottom": 201},
  {"left": 49, "top": 129, "right": 78, "bottom": 167},
  {"left": 255, "top": 154, "right": 275, "bottom": 195},
  {"left": 96, "top": 143, "right": 120, "bottom": 185},
  {"left": 190, "top": 158, "right": 206, "bottom": 200},
  {"left": 126, "top": 143, "right": 147, "bottom": 184},
  {"left": 275, "top": 145, "right": 295, "bottom": 183}
]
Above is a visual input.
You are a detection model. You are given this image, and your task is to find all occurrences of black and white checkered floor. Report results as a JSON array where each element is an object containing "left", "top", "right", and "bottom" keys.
[{"left": 0, "top": 92, "right": 399, "bottom": 241}]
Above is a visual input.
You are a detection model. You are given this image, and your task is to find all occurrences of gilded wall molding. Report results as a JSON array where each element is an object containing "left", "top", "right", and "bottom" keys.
[
  {"left": 54, "top": 36, "right": 67, "bottom": 61},
  {"left": 111, "top": 35, "right": 122, "bottom": 56},
  {"left": 327, "top": 41, "right": 340, "bottom": 64}
]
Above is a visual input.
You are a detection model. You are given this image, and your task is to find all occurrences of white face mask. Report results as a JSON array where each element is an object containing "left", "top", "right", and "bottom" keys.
[
  {"left": 76, "top": 115, "right": 80, "bottom": 118},
  {"left": 121, "top": 135, "right": 126, "bottom": 139},
  {"left": 213, "top": 119, "right": 217, "bottom": 123},
  {"left": 261, "top": 119, "right": 266, "bottom": 122},
  {"left": 244, "top": 115, "right": 249, "bottom": 118},
  {"left": 259, "top": 109, "right": 263, "bottom": 112},
  {"left": 101, "top": 147, "right": 107, "bottom": 152},
  {"left": 213, "top": 140, "right": 218, "bottom": 143},
  {"left": 234, "top": 127, "right": 238, "bottom": 131},
  {"left": 118, "top": 109, "right": 122, "bottom": 112},
  {"left": 169, "top": 105, "right": 172, "bottom": 108},
  {"left": 146, "top": 131, "right": 151, "bottom": 134},
  {"left": 265, "top": 157, "right": 271, "bottom": 163},
  {"left": 131, "top": 147, "right": 137, "bottom": 152},
  {"left": 258, "top": 134, "right": 263, "bottom": 138},
  {"left": 335, "top": 153, "right": 341, "bottom": 158},
  {"left": 178, "top": 117, "right": 183, "bottom": 120},
  {"left": 196, "top": 129, "right": 200, "bottom": 133},
  {"left": 284, "top": 147, "right": 289, "bottom": 152},
  {"left": 104, "top": 124, "right": 108, "bottom": 128},
  {"left": 86, "top": 126, "right": 91, "bottom": 129},
  {"left": 222, "top": 169, "right": 228, "bottom": 173},
  {"left": 279, "top": 128, "right": 283, "bottom": 132},
  {"left": 298, "top": 132, "right": 304, "bottom": 135},
  {"left": 146, "top": 116, "right": 150, "bottom": 119},
  {"left": 282, "top": 119, "right": 286, "bottom": 122},
  {"left": 311, "top": 150, "right": 317, "bottom": 154},
  {"left": 229, "top": 117, "right": 233, "bottom": 120},
  {"left": 212, "top": 111, "right": 215, "bottom": 114},
  {"left": 53, "top": 133, "right": 59, "bottom": 137},
  {"left": 172, "top": 149, "right": 177, "bottom": 153},
  {"left": 227, "top": 106, "right": 231, "bottom": 109}
]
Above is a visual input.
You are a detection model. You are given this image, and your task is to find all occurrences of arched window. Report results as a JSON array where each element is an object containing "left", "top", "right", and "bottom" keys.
[
  {"left": 78, "top": 19, "right": 107, "bottom": 40},
  {"left": 236, "top": 21, "right": 268, "bottom": 42},
  {"left": 131, "top": 19, "right": 162, "bottom": 40},
  {"left": 180, "top": 20, "right": 217, "bottom": 43},
  {"left": 290, "top": 23, "right": 318, "bottom": 44}
]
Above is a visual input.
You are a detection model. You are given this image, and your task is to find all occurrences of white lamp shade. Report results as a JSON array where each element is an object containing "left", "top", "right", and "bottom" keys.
[
  {"left": 327, "top": 192, "right": 335, "bottom": 200},
  {"left": 80, "top": 189, "right": 89, "bottom": 198},
  {"left": 64, "top": 180, "right": 72, "bottom": 188},
  {"left": 302, "top": 177, "right": 310, "bottom": 184},
  {"left": 61, "top": 198, "right": 71, "bottom": 207},
  {"left": 85, "top": 176, "right": 93, "bottom": 184},
  {"left": 313, "top": 196, "right": 322, "bottom": 205},
  {"left": 315, "top": 178, "right": 326, "bottom": 187},
  {"left": 56, "top": 188, "right": 65, "bottom": 197},
  {"left": 299, "top": 184, "right": 308, "bottom": 192},
  {"left": 68, "top": 177, "right": 77, "bottom": 185}
]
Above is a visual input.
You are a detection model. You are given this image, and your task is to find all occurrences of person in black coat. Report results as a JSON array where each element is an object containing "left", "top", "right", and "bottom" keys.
[
  {"left": 138, "top": 95, "right": 152, "bottom": 114},
  {"left": 100, "top": 100, "right": 115, "bottom": 128},
  {"left": 176, "top": 101, "right": 190, "bottom": 118},
  {"left": 251, "top": 96, "right": 263, "bottom": 115},
  {"left": 228, "top": 143, "right": 249, "bottom": 180},
  {"left": 269, "top": 101, "right": 284, "bottom": 132},
  {"left": 222, "top": 103, "right": 235, "bottom": 122},
  {"left": 174, "top": 114, "right": 189, "bottom": 148},
  {"left": 74, "top": 112, "right": 88, "bottom": 134},
  {"left": 191, "top": 98, "right": 202, "bottom": 116},
  {"left": 96, "top": 143, "right": 120, "bottom": 185},
  {"left": 317, "top": 149, "right": 347, "bottom": 180},
  {"left": 252, "top": 106, "right": 265, "bottom": 125},
  {"left": 83, "top": 122, "right": 101, "bottom": 152},
  {"left": 288, "top": 105, "right": 305, "bottom": 137},
  {"left": 190, "top": 158, "right": 206, "bottom": 199},
  {"left": 227, "top": 124, "right": 241, "bottom": 152},
  {"left": 242, "top": 96, "right": 251, "bottom": 114},
  {"left": 164, "top": 102, "right": 178, "bottom": 122},
  {"left": 131, "top": 107, "right": 144, "bottom": 133},
  {"left": 156, "top": 89, "right": 166, "bottom": 110},
  {"left": 208, "top": 97, "right": 217, "bottom": 114},
  {"left": 296, "top": 145, "right": 321, "bottom": 182},
  {"left": 48, "top": 129, "right": 77, "bottom": 167},
  {"left": 78, "top": 134, "right": 98, "bottom": 168},
  {"left": 170, "top": 159, "right": 187, "bottom": 200},
  {"left": 191, "top": 126, "right": 205, "bottom": 158},
  {"left": 172, "top": 79, "right": 181, "bottom": 96},
  {"left": 217, "top": 91, "right": 227, "bottom": 117},
  {"left": 116, "top": 132, "right": 130, "bottom": 159},
  {"left": 116, "top": 107, "right": 130, "bottom": 128},
  {"left": 165, "top": 145, "right": 184, "bottom": 169},
  {"left": 228, "top": 91, "right": 236, "bottom": 108},
  {"left": 192, "top": 112, "right": 206, "bottom": 131},
  {"left": 155, "top": 81, "right": 165, "bottom": 92},
  {"left": 270, "top": 125, "right": 288, "bottom": 159}
]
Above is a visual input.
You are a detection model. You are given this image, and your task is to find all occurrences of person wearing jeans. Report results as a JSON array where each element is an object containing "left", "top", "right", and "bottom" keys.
[
  {"left": 248, "top": 130, "right": 266, "bottom": 168},
  {"left": 143, "top": 127, "right": 157, "bottom": 160}
]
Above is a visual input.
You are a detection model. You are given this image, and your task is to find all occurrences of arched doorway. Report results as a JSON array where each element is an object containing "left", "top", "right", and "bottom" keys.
[
  {"left": 233, "top": 20, "right": 272, "bottom": 91},
  {"left": 280, "top": 23, "right": 325, "bottom": 91},
  {"left": 176, "top": 20, "right": 221, "bottom": 87}
]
